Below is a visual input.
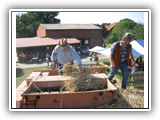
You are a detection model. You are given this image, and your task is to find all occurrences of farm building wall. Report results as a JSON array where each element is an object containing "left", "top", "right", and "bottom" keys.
[
  {"left": 37, "top": 28, "right": 102, "bottom": 48},
  {"left": 37, "top": 25, "right": 46, "bottom": 37}
]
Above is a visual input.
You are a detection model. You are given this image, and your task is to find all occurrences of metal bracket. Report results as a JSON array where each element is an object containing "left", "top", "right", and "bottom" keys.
[{"left": 52, "top": 99, "right": 58, "bottom": 103}]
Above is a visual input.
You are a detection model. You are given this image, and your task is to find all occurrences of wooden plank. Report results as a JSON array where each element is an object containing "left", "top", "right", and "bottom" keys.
[
  {"left": 82, "top": 61, "right": 97, "bottom": 65},
  {"left": 34, "top": 70, "right": 59, "bottom": 76},
  {"left": 42, "top": 72, "right": 49, "bottom": 76},
  {"left": 128, "top": 73, "right": 144, "bottom": 77},
  {"left": 33, "top": 73, "right": 108, "bottom": 82},
  {"left": 89, "top": 67, "right": 105, "bottom": 73},
  {"left": 127, "top": 79, "right": 144, "bottom": 83},
  {"left": 99, "top": 62, "right": 110, "bottom": 68},
  {"left": 26, "top": 72, "right": 41, "bottom": 80},
  {"left": 132, "top": 71, "right": 144, "bottom": 85},
  {"left": 99, "top": 62, "right": 121, "bottom": 73}
]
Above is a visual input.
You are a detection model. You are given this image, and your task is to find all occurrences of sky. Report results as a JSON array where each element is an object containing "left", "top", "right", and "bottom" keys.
[
  {"left": 16, "top": 11, "right": 144, "bottom": 24},
  {"left": 55, "top": 12, "right": 144, "bottom": 24}
]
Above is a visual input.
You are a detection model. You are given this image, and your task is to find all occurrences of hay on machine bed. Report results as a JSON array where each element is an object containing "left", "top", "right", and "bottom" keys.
[{"left": 60, "top": 63, "right": 107, "bottom": 92}]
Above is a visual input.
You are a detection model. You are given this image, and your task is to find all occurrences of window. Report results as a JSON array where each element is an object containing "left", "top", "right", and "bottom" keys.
[
  {"left": 53, "top": 34, "right": 58, "bottom": 37},
  {"left": 93, "top": 34, "right": 97, "bottom": 39},
  {"left": 84, "top": 39, "right": 89, "bottom": 44}
]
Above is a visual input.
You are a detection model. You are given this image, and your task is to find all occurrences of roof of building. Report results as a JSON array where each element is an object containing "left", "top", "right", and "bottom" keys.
[
  {"left": 16, "top": 37, "right": 80, "bottom": 48},
  {"left": 40, "top": 24, "right": 102, "bottom": 30},
  {"left": 103, "top": 22, "right": 118, "bottom": 31}
]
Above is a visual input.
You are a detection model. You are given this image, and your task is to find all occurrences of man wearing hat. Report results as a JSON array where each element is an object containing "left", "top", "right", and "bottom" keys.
[
  {"left": 51, "top": 38, "right": 82, "bottom": 75},
  {"left": 108, "top": 32, "right": 135, "bottom": 89}
]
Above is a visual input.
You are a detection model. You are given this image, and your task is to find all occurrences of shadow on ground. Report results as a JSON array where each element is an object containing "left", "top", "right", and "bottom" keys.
[{"left": 16, "top": 68, "right": 24, "bottom": 77}]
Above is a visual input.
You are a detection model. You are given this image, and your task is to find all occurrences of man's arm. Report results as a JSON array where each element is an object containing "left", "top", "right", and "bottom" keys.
[
  {"left": 51, "top": 46, "right": 58, "bottom": 66},
  {"left": 70, "top": 46, "right": 82, "bottom": 65},
  {"left": 129, "top": 44, "right": 135, "bottom": 68},
  {"left": 68, "top": 46, "right": 82, "bottom": 70},
  {"left": 110, "top": 53, "right": 114, "bottom": 69},
  {"left": 109, "top": 42, "right": 117, "bottom": 70},
  {"left": 130, "top": 54, "right": 135, "bottom": 68}
]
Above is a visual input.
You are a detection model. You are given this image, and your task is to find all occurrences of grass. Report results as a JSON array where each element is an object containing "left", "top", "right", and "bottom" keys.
[{"left": 16, "top": 66, "right": 52, "bottom": 88}]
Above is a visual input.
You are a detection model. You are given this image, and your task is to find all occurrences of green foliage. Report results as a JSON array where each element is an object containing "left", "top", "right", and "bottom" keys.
[
  {"left": 105, "top": 18, "right": 144, "bottom": 44},
  {"left": 102, "top": 23, "right": 111, "bottom": 25},
  {"left": 16, "top": 12, "right": 60, "bottom": 38}
]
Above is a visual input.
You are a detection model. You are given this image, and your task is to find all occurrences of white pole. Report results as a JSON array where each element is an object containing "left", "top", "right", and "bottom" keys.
[{"left": 101, "top": 53, "right": 102, "bottom": 63}]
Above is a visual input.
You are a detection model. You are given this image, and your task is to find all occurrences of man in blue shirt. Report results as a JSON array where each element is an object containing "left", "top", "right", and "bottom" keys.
[{"left": 51, "top": 38, "right": 82, "bottom": 75}]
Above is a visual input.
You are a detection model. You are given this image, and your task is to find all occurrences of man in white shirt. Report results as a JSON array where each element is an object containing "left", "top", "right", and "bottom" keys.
[{"left": 51, "top": 38, "right": 82, "bottom": 75}]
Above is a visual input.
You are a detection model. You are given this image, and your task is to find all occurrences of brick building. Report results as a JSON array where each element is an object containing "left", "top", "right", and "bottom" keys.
[
  {"left": 37, "top": 24, "right": 102, "bottom": 49},
  {"left": 16, "top": 37, "right": 81, "bottom": 57},
  {"left": 16, "top": 24, "right": 102, "bottom": 60}
]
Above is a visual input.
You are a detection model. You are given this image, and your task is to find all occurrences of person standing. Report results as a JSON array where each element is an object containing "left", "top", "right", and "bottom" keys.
[
  {"left": 46, "top": 52, "right": 50, "bottom": 68},
  {"left": 93, "top": 52, "right": 98, "bottom": 63},
  {"left": 21, "top": 51, "right": 26, "bottom": 63},
  {"left": 46, "top": 56, "right": 50, "bottom": 68},
  {"left": 89, "top": 52, "right": 92, "bottom": 57},
  {"left": 51, "top": 38, "right": 82, "bottom": 75},
  {"left": 108, "top": 32, "right": 135, "bottom": 89}
]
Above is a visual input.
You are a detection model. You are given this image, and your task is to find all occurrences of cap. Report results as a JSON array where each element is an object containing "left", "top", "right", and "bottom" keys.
[{"left": 123, "top": 32, "right": 133, "bottom": 41}]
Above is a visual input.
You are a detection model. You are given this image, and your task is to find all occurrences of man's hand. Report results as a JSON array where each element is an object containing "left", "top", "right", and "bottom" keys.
[
  {"left": 77, "top": 65, "right": 82, "bottom": 70},
  {"left": 110, "top": 53, "right": 114, "bottom": 70},
  {"left": 130, "top": 54, "right": 135, "bottom": 69},
  {"left": 132, "top": 62, "right": 135, "bottom": 69},
  {"left": 52, "top": 62, "right": 56, "bottom": 66},
  {"left": 110, "top": 63, "right": 114, "bottom": 70}
]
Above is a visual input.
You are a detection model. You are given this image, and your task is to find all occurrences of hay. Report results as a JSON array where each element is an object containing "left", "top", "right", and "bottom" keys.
[
  {"left": 60, "top": 63, "right": 107, "bottom": 92},
  {"left": 29, "top": 83, "right": 43, "bottom": 94},
  {"left": 98, "top": 76, "right": 144, "bottom": 108}
]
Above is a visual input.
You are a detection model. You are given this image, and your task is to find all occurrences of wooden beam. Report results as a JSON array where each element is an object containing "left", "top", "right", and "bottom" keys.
[
  {"left": 128, "top": 73, "right": 144, "bottom": 77},
  {"left": 127, "top": 79, "right": 144, "bottom": 83},
  {"left": 99, "top": 62, "right": 121, "bottom": 73}
]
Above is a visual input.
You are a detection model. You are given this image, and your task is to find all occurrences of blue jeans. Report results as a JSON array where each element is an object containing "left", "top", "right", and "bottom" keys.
[
  {"left": 108, "top": 62, "right": 128, "bottom": 89},
  {"left": 22, "top": 57, "right": 26, "bottom": 63},
  {"left": 46, "top": 61, "right": 49, "bottom": 67},
  {"left": 58, "top": 60, "right": 74, "bottom": 75},
  {"left": 131, "top": 68, "right": 136, "bottom": 74}
]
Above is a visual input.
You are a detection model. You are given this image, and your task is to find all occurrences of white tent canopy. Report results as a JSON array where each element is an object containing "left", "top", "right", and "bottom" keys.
[
  {"left": 97, "top": 48, "right": 111, "bottom": 57},
  {"left": 130, "top": 40, "right": 144, "bottom": 55},
  {"left": 98, "top": 40, "right": 144, "bottom": 57},
  {"left": 88, "top": 46, "right": 105, "bottom": 52}
]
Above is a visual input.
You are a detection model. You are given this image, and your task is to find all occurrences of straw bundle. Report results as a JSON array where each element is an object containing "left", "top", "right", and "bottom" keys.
[
  {"left": 60, "top": 63, "right": 107, "bottom": 92},
  {"left": 98, "top": 76, "right": 144, "bottom": 108}
]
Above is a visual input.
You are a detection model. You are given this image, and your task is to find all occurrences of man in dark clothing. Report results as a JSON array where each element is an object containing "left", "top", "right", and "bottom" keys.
[{"left": 108, "top": 33, "right": 135, "bottom": 89}]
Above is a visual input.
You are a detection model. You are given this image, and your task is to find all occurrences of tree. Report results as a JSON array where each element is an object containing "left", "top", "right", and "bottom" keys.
[
  {"left": 132, "top": 23, "right": 144, "bottom": 40},
  {"left": 27, "top": 12, "right": 60, "bottom": 23},
  {"left": 16, "top": 12, "right": 60, "bottom": 38},
  {"left": 102, "top": 23, "right": 111, "bottom": 25},
  {"left": 104, "top": 18, "right": 144, "bottom": 44}
]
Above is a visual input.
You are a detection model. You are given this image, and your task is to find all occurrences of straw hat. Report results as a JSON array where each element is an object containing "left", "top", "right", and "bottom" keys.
[{"left": 58, "top": 38, "right": 68, "bottom": 49}]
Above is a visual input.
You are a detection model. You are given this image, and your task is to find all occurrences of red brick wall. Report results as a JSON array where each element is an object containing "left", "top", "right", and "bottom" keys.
[
  {"left": 37, "top": 25, "right": 46, "bottom": 37},
  {"left": 44, "top": 29, "right": 102, "bottom": 48}
]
